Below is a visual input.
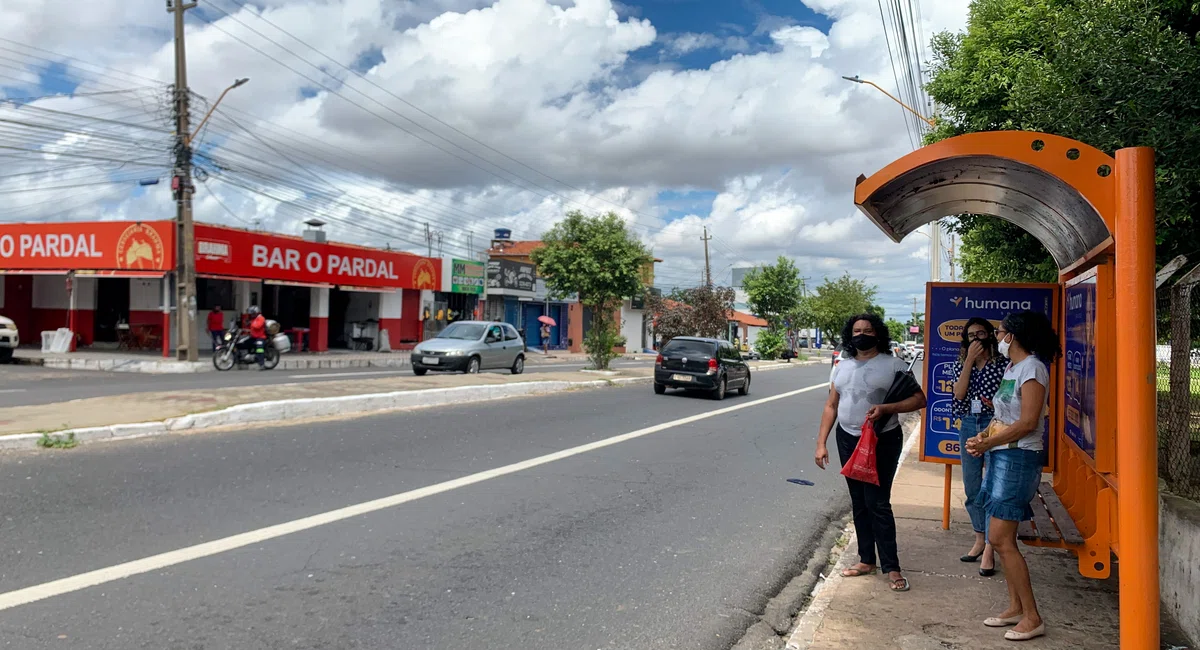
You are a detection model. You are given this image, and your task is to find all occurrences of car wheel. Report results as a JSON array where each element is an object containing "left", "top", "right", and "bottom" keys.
[
  {"left": 653, "top": 383, "right": 666, "bottom": 395},
  {"left": 739, "top": 374, "right": 750, "bottom": 396},
  {"left": 712, "top": 376, "right": 726, "bottom": 401},
  {"left": 466, "top": 357, "right": 481, "bottom": 374},
  {"left": 511, "top": 355, "right": 525, "bottom": 375},
  {"left": 413, "top": 367, "right": 428, "bottom": 376}
]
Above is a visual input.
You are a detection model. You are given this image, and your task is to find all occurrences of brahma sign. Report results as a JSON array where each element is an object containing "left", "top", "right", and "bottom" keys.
[
  {"left": 195, "top": 224, "right": 440, "bottom": 290},
  {"left": 0, "top": 221, "right": 174, "bottom": 271}
]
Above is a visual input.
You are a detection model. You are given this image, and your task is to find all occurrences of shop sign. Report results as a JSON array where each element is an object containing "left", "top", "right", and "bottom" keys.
[
  {"left": 450, "top": 258, "right": 485, "bottom": 294},
  {"left": 1063, "top": 271, "right": 1097, "bottom": 458},
  {"left": 486, "top": 259, "right": 535, "bottom": 292},
  {"left": 0, "top": 221, "right": 174, "bottom": 271},
  {"left": 194, "top": 223, "right": 440, "bottom": 290}
]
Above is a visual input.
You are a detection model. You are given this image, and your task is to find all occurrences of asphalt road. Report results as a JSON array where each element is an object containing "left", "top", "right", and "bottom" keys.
[
  {"left": 0, "top": 359, "right": 655, "bottom": 408},
  {"left": 0, "top": 364, "right": 846, "bottom": 650}
]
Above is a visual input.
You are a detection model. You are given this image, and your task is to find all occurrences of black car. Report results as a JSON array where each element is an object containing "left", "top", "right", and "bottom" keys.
[{"left": 653, "top": 337, "right": 751, "bottom": 400}]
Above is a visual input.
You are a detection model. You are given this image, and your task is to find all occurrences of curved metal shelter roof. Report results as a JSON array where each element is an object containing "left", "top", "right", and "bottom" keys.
[{"left": 854, "top": 132, "right": 1116, "bottom": 270}]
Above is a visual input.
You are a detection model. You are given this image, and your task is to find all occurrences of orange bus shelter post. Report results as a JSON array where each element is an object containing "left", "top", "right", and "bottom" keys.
[{"left": 1113, "top": 147, "right": 1159, "bottom": 649}]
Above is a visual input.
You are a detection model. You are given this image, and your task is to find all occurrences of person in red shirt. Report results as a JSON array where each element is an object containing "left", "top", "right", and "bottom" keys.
[
  {"left": 207, "top": 306, "right": 226, "bottom": 350},
  {"left": 247, "top": 305, "right": 267, "bottom": 369}
]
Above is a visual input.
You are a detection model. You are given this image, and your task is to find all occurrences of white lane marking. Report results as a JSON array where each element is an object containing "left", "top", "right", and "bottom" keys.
[
  {"left": 0, "top": 380, "right": 829, "bottom": 612},
  {"left": 0, "top": 389, "right": 26, "bottom": 394}
]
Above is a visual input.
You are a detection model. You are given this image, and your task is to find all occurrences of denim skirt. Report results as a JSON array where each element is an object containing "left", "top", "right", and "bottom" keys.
[{"left": 980, "top": 448, "right": 1042, "bottom": 522}]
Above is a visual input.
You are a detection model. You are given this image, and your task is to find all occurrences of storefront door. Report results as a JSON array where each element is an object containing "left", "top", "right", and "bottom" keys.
[{"left": 94, "top": 278, "right": 129, "bottom": 343}]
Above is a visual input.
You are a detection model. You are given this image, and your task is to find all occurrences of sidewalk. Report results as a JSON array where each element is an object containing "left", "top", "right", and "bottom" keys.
[
  {"left": 792, "top": 453, "right": 1127, "bottom": 649},
  {"left": 13, "top": 348, "right": 653, "bottom": 373}
]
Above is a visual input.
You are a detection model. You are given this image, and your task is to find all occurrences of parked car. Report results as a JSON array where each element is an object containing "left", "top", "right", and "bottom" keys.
[
  {"left": 654, "top": 336, "right": 750, "bottom": 400},
  {"left": 410, "top": 321, "right": 525, "bottom": 375},
  {"left": 0, "top": 315, "right": 17, "bottom": 363},
  {"left": 831, "top": 343, "right": 844, "bottom": 367}
]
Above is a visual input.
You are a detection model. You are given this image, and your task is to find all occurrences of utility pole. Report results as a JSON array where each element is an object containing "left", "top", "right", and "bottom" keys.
[
  {"left": 170, "top": 0, "right": 198, "bottom": 362},
  {"left": 800, "top": 276, "right": 812, "bottom": 350},
  {"left": 424, "top": 223, "right": 432, "bottom": 258},
  {"left": 948, "top": 233, "right": 957, "bottom": 282},
  {"left": 700, "top": 226, "right": 712, "bottom": 287},
  {"left": 929, "top": 221, "right": 942, "bottom": 282}
]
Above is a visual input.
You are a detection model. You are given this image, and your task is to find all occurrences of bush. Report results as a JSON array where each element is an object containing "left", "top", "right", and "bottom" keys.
[
  {"left": 584, "top": 312, "right": 626, "bottom": 370},
  {"left": 754, "top": 329, "right": 786, "bottom": 360}
]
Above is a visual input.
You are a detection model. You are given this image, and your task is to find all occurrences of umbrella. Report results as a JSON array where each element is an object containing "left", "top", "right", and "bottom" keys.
[{"left": 537, "top": 315, "right": 556, "bottom": 326}]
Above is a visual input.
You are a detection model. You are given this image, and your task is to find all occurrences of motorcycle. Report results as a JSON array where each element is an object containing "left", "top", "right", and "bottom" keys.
[{"left": 212, "top": 321, "right": 285, "bottom": 371}]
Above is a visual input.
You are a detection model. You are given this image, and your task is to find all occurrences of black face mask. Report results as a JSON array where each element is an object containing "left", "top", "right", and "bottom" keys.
[{"left": 851, "top": 334, "right": 878, "bottom": 352}]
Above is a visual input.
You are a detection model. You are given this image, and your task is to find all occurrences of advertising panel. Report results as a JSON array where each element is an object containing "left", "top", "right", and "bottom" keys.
[
  {"left": 450, "top": 259, "right": 485, "bottom": 294},
  {"left": 0, "top": 221, "right": 175, "bottom": 271},
  {"left": 1064, "top": 271, "right": 1098, "bottom": 458},
  {"left": 194, "top": 224, "right": 440, "bottom": 290},
  {"left": 923, "top": 283, "right": 1058, "bottom": 467},
  {"left": 486, "top": 259, "right": 535, "bottom": 292}
]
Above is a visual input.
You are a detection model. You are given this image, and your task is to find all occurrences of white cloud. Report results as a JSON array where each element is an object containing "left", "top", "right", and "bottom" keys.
[{"left": 0, "top": 0, "right": 969, "bottom": 318}]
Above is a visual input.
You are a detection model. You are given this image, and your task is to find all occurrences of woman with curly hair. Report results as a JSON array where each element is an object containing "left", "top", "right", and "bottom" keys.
[
  {"left": 815, "top": 313, "right": 926, "bottom": 593},
  {"left": 950, "top": 317, "right": 1007, "bottom": 576},
  {"left": 966, "top": 310, "right": 1061, "bottom": 641}
]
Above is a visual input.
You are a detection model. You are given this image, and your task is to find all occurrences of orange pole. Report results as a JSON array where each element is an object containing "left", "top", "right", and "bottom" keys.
[
  {"left": 942, "top": 464, "right": 952, "bottom": 530},
  {"left": 1113, "top": 147, "right": 1159, "bottom": 649}
]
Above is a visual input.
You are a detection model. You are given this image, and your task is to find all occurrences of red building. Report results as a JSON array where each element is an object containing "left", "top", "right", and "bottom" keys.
[{"left": 0, "top": 220, "right": 441, "bottom": 356}]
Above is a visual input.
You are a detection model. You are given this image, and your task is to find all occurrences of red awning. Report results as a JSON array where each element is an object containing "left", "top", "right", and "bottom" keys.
[
  {"left": 0, "top": 269, "right": 70, "bottom": 275},
  {"left": 199, "top": 273, "right": 263, "bottom": 284},
  {"left": 265, "top": 279, "right": 333, "bottom": 289},
  {"left": 75, "top": 270, "right": 167, "bottom": 279},
  {"left": 337, "top": 285, "right": 398, "bottom": 294}
]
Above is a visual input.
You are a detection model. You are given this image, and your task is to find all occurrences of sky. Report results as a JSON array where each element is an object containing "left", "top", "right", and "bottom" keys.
[{"left": 0, "top": 0, "right": 969, "bottom": 323}]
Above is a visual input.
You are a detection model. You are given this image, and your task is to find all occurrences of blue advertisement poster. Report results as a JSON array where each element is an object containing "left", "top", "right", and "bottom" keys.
[
  {"left": 923, "top": 284, "right": 1057, "bottom": 466},
  {"left": 1064, "top": 274, "right": 1097, "bottom": 457}
]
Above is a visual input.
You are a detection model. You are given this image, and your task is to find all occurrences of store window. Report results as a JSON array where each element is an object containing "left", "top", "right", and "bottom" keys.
[{"left": 197, "top": 279, "right": 235, "bottom": 311}]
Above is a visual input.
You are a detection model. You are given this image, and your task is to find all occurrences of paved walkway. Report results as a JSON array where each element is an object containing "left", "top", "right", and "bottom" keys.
[{"left": 791, "top": 452, "right": 1190, "bottom": 649}]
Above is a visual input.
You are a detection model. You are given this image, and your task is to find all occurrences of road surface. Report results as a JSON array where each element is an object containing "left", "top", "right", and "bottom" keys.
[{"left": 0, "top": 364, "right": 845, "bottom": 649}]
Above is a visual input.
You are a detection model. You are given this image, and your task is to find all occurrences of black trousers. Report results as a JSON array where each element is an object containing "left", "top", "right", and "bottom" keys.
[{"left": 837, "top": 425, "right": 904, "bottom": 573}]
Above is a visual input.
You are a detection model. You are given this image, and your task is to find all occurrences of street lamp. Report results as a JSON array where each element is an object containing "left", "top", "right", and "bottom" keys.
[
  {"left": 187, "top": 78, "right": 249, "bottom": 146},
  {"left": 840, "top": 75, "right": 935, "bottom": 128},
  {"left": 842, "top": 75, "right": 942, "bottom": 280}
]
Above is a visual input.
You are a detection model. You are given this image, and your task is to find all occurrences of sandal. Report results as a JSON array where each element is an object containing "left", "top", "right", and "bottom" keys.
[
  {"left": 889, "top": 576, "right": 911, "bottom": 592},
  {"left": 841, "top": 566, "right": 877, "bottom": 577}
]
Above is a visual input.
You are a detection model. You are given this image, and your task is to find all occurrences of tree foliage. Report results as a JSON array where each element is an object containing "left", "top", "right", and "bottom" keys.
[
  {"left": 754, "top": 328, "right": 786, "bottom": 360},
  {"left": 647, "top": 285, "right": 736, "bottom": 345},
  {"left": 885, "top": 318, "right": 908, "bottom": 344},
  {"left": 531, "top": 210, "right": 653, "bottom": 369},
  {"left": 926, "top": 0, "right": 1200, "bottom": 280},
  {"left": 808, "top": 273, "right": 879, "bottom": 343},
  {"left": 742, "top": 256, "right": 803, "bottom": 329}
]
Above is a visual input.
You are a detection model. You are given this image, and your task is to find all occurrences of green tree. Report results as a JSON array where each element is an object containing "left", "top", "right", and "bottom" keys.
[
  {"left": 926, "top": 0, "right": 1200, "bottom": 280},
  {"left": 742, "top": 256, "right": 802, "bottom": 329},
  {"left": 906, "top": 312, "right": 926, "bottom": 345},
  {"left": 753, "top": 328, "right": 786, "bottom": 360},
  {"left": 809, "top": 273, "right": 879, "bottom": 343},
  {"left": 531, "top": 210, "right": 653, "bottom": 369},
  {"left": 885, "top": 318, "right": 908, "bottom": 344}
]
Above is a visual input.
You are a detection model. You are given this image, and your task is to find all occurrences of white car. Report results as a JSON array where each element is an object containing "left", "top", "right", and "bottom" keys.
[{"left": 0, "top": 315, "right": 17, "bottom": 363}]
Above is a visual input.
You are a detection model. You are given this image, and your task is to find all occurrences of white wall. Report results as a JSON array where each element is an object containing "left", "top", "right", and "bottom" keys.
[
  {"left": 130, "top": 278, "right": 162, "bottom": 311},
  {"left": 621, "top": 303, "right": 644, "bottom": 351},
  {"left": 745, "top": 324, "right": 764, "bottom": 348},
  {"left": 1161, "top": 493, "right": 1200, "bottom": 647},
  {"left": 380, "top": 289, "right": 402, "bottom": 319},
  {"left": 33, "top": 275, "right": 71, "bottom": 309}
]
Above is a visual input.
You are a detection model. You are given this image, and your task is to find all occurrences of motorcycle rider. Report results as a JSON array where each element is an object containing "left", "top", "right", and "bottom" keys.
[{"left": 247, "top": 305, "right": 268, "bottom": 370}]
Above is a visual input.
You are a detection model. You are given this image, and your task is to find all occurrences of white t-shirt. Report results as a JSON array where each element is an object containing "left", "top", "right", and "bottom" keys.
[
  {"left": 832, "top": 353, "right": 909, "bottom": 436},
  {"left": 991, "top": 356, "right": 1049, "bottom": 451}
]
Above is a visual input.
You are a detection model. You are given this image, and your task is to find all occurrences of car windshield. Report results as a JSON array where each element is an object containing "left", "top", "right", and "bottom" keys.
[
  {"left": 662, "top": 340, "right": 714, "bottom": 356},
  {"left": 436, "top": 323, "right": 486, "bottom": 341}
]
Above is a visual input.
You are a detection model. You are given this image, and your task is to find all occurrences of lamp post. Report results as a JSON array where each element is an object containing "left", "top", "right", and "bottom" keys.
[
  {"left": 173, "top": 76, "right": 248, "bottom": 361},
  {"left": 842, "top": 74, "right": 941, "bottom": 280}
]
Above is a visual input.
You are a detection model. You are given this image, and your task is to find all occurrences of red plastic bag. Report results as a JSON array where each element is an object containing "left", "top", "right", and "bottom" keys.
[{"left": 840, "top": 418, "right": 880, "bottom": 485}]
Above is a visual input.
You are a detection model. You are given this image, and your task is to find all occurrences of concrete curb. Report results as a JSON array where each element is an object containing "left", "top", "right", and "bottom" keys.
[{"left": 2, "top": 360, "right": 814, "bottom": 452}]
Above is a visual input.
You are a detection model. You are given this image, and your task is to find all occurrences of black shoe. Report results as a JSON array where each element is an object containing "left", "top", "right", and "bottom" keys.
[
  {"left": 961, "top": 552, "right": 982, "bottom": 563},
  {"left": 979, "top": 566, "right": 996, "bottom": 577}
]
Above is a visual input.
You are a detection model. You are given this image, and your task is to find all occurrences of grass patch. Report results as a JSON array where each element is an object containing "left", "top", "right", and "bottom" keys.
[
  {"left": 1157, "top": 362, "right": 1200, "bottom": 395},
  {"left": 37, "top": 432, "right": 78, "bottom": 449}
]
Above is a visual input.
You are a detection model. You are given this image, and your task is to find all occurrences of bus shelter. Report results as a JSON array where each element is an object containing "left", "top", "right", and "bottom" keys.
[{"left": 854, "top": 131, "right": 1159, "bottom": 648}]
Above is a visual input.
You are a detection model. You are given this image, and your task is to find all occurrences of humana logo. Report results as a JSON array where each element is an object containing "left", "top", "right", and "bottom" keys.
[{"left": 960, "top": 297, "right": 1032, "bottom": 311}]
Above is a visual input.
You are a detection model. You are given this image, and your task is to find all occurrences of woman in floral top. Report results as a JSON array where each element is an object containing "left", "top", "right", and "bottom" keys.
[{"left": 948, "top": 317, "right": 1007, "bottom": 576}]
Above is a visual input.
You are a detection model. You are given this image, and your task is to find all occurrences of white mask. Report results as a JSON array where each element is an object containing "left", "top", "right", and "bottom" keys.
[{"left": 997, "top": 335, "right": 1011, "bottom": 358}]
